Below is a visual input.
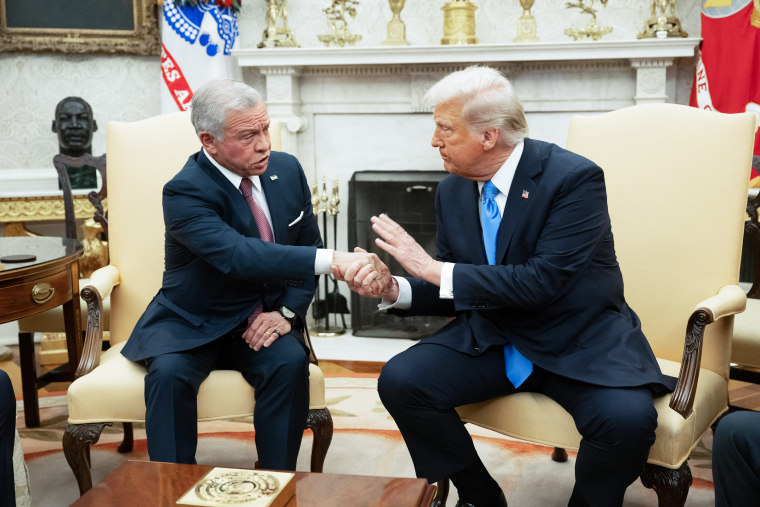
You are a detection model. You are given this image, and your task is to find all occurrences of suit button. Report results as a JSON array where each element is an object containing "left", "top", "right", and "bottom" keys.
[{"left": 472, "top": 347, "right": 481, "bottom": 354}]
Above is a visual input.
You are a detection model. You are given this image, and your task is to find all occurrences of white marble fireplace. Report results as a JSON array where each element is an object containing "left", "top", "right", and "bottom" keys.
[{"left": 234, "top": 38, "right": 700, "bottom": 254}]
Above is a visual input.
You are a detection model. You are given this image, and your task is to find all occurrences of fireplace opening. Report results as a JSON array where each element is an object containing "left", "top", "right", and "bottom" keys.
[{"left": 348, "top": 170, "right": 451, "bottom": 339}]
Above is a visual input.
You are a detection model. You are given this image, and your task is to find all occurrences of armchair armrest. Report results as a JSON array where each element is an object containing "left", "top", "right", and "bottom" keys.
[
  {"left": 669, "top": 285, "right": 746, "bottom": 418},
  {"left": 76, "top": 265, "right": 120, "bottom": 378}
]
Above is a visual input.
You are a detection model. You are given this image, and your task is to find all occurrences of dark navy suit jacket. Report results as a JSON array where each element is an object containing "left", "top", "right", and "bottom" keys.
[
  {"left": 398, "top": 138, "right": 676, "bottom": 392},
  {"left": 122, "top": 149, "right": 323, "bottom": 362}
]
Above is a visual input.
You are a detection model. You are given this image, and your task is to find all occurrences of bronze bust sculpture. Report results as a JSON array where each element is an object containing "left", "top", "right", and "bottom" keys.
[{"left": 52, "top": 97, "right": 99, "bottom": 189}]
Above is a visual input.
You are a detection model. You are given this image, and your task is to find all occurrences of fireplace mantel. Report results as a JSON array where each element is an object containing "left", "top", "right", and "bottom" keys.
[
  {"left": 234, "top": 39, "right": 700, "bottom": 160},
  {"left": 234, "top": 38, "right": 700, "bottom": 67}
]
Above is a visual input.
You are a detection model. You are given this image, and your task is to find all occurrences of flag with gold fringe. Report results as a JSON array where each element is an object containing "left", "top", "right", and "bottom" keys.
[
  {"left": 690, "top": 0, "right": 760, "bottom": 185},
  {"left": 159, "top": 0, "right": 242, "bottom": 113}
]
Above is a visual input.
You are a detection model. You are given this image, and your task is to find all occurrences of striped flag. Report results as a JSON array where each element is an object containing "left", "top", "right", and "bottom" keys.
[
  {"left": 160, "top": 0, "right": 241, "bottom": 113},
  {"left": 690, "top": 0, "right": 760, "bottom": 184}
]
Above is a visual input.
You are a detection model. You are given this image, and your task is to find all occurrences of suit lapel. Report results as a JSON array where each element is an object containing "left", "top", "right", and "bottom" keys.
[
  {"left": 197, "top": 150, "right": 261, "bottom": 238},
  {"left": 495, "top": 139, "right": 542, "bottom": 263},
  {"left": 260, "top": 165, "right": 288, "bottom": 244},
  {"left": 459, "top": 179, "right": 488, "bottom": 265}
]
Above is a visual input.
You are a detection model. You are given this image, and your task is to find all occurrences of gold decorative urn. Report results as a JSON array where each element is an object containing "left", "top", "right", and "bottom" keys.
[
  {"left": 383, "top": 0, "right": 410, "bottom": 46},
  {"left": 441, "top": 0, "right": 478, "bottom": 45}
]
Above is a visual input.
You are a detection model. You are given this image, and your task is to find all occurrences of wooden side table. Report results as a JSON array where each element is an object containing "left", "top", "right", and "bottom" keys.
[{"left": 0, "top": 236, "right": 83, "bottom": 427}]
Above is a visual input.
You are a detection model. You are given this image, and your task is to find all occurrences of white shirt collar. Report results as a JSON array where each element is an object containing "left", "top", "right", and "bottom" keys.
[
  {"left": 203, "top": 148, "right": 263, "bottom": 192},
  {"left": 477, "top": 141, "right": 524, "bottom": 196}
]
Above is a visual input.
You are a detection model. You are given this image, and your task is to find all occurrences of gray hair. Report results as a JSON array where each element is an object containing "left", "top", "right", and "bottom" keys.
[
  {"left": 422, "top": 66, "right": 529, "bottom": 147},
  {"left": 190, "top": 79, "right": 263, "bottom": 140}
]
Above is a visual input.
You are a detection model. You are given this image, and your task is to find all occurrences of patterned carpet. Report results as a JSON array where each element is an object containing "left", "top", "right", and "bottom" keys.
[{"left": 18, "top": 376, "right": 716, "bottom": 506}]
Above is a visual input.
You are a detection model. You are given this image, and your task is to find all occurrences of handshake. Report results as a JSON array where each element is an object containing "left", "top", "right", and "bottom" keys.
[
  {"left": 331, "top": 248, "right": 396, "bottom": 300},
  {"left": 329, "top": 214, "right": 440, "bottom": 301}
]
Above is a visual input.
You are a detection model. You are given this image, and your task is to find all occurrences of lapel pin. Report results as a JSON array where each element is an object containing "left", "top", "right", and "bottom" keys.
[
  {"left": 522, "top": 190, "right": 529, "bottom": 199},
  {"left": 270, "top": 175, "right": 278, "bottom": 181}
]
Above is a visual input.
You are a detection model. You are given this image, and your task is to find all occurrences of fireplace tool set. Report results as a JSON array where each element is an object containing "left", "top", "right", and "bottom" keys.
[{"left": 310, "top": 178, "right": 349, "bottom": 337}]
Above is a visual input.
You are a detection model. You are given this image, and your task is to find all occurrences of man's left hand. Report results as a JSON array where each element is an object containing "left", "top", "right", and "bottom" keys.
[
  {"left": 243, "top": 311, "right": 292, "bottom": 351},
  {"left": 372, "top": 213, "right": 443, "bottom": 285}
]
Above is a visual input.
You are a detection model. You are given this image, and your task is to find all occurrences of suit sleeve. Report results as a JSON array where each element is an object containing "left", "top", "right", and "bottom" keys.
[
  {"left": 163, "top": 176, "right": 318, "bottom": 285},
  {"left": 452, "top": 162, "right": 610, "bottom": 312}
]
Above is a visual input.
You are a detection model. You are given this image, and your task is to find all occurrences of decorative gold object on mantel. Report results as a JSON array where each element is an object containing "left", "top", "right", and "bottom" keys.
[
  {"left": 258, "top": 0, "right": 300, "bottom": 48},
  {"left": 514, "top": 0, "right": 539, "bottom": 42},
  {"left": 637, "top": 0, "right": 688, "bottom": 39},
  {"left": 441, "top": 0, "right": 478, "bottom": 45},
  {"left": 382, "top": 0, "right": 410, "bottom": 46},
  {"left": 564, "top": 0, "right": 612, "bottom": 41},
  {"left": 318, "top": 0, "right": 362, "bottom": 47}
]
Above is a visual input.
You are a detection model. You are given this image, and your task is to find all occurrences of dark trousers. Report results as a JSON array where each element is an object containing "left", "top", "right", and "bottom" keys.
[
  {"left": 713, "top": 411, "right": 760, "bottom": 507},
  {"left": 144, "top": 328, "right": 310, "bottom": 470},
  {"left": 0, "top": 370, "right": 15, "bottom": 506},
  {"left": 378, "top": 342, "right": 658, "bottom": 507}
]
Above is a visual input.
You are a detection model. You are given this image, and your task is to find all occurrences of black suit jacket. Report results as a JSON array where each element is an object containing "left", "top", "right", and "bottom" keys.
[
  {"left": 398, "top": 138, "right": 676, "bottom": 392},
  {"left": 122, "top": 150, "right": 322, "bottom": 362}
]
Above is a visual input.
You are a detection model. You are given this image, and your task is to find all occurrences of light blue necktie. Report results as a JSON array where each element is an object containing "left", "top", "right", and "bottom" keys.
[{"left": 481, "top": 180, "right": 533, "bottom": 388}]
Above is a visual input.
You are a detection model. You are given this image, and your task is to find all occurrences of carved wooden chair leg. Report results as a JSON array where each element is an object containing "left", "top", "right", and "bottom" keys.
[
  {"left": 306, "top": 408, "right": 333, "bottom": 473},
  {"left": 63, "top": 422, "right": 112, "bottom": 496},
  {"left": 433, "top": 479, "right": 449, "bottom": 507},
  {"left": 640, "top": 461, "right": 692, "bottom": 507},
  {"left": 552, "top": 447, "right": 568, "bottom": 462},
  {"left": 118, "top": 422, "right": 134, "bottom": 453}
]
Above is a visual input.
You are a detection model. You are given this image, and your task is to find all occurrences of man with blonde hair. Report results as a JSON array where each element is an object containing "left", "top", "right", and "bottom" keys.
[{"left": 339, "top": 66, "right": 675, "bottom": 507}]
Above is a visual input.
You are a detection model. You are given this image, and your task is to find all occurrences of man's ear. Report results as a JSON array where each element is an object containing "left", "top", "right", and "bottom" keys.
[
  {"left": 92, "top": 120, "right": 98, "bottom": 133},
  {"left": 51, "top": 120, "right": 58, "bottom": 134},
  {"left": 482, "top": 128, "right": 500, "bottom": 151},
  {"left": 199, "top": 131, "right": 216, "bottom": 153}
]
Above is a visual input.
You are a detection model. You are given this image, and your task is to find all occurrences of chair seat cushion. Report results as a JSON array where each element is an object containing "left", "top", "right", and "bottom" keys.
[
  {"left": 67, "top": 341, "right": 327, "bottom": 424},
  {"left": 17, "top": 277, "right": 110, "bottom": 332},
  {"left": 732, "top": 298, "right": 760, "bottom": 369},
  {"left": 455, "top": 359, "right": 727, "bottom": 469}
]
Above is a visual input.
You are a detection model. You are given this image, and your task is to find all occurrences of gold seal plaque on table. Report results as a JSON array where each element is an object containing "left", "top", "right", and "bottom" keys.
[{"left": 177, "top": 468, "right": 295, "bottom": 507}]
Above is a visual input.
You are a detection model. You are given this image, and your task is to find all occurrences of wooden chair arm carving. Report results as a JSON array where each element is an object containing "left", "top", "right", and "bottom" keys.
[
  {"left": 669, "top": 285, "right": 747, "bottom": 417},
  {"left": 74, "top": 265, "right": 120, "bottom": 378},
  {"left": 76, "top": 285, "right": 105, "bottom": 378}
]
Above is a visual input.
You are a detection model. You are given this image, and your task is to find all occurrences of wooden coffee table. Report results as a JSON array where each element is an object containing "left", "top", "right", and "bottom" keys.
[{"left": 71, "top": 461, "right": 437, "bottom": 506}]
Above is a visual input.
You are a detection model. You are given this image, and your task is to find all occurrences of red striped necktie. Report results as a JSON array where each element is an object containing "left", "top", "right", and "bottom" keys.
[{"left": 240, "top": 177, "right": 273, "bottom": 325}]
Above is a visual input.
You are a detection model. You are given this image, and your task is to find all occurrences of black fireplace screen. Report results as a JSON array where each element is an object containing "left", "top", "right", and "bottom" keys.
[{"left": 348, "top": 170, "right": 451, "bottom": 339}]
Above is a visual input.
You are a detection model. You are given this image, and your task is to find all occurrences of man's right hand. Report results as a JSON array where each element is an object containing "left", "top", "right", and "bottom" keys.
[{"left": 332, "top": 248, "right": 398, "bottom": 300}]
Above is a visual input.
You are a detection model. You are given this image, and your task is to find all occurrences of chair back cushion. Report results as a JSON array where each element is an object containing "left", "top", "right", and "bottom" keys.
[
  {"left": 566, "top": 104, "right": 755, "bottom": 372},
  {"left": 106, "top": 112, "right": 281, "bottom": 344}
]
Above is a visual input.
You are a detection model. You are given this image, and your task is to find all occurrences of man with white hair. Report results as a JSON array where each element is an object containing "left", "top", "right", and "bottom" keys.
[
  {"left": 338, "top": 66, "right": 675, "bottom": 507},
  {"left": 122, "top": 79, "right": 389, "bottom": 469}
]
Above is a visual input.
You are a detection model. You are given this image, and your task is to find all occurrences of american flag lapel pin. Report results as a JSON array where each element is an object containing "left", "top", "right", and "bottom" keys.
[
  {"left": 270, "top": 175, "right": 278, "bottom": 181},
  {"left": 522, "top": 190, "right": 529, "bottom": 199}
]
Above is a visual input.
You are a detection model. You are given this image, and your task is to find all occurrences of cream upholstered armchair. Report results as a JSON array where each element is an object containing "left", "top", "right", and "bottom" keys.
[
  {"left": 433, "top": 104, "right": 756, "bottom": 507},
  {"left": 62, "top": 112, "right": 333, "bottom": 495}
]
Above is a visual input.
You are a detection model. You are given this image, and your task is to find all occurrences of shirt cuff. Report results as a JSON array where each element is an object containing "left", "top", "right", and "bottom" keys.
[
  {"left": 378, "top": 276, "right": 412, "bottom": 310},
  {"left": 315, "top": 248, "right": 334, "bottom": 275},
  {"left": 438, "top": 262, "right": 455, "bottom": 299}
]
